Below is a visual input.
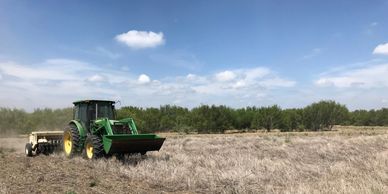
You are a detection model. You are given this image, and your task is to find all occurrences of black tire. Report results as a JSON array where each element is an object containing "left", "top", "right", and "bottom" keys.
[
  {"left": 41, "top": 144, "right": 53, "bottom": 155},
  {"left": 25, "top": 143, "right": 33, "bottom": 157},
  {"left": 38, "top": 144, "right": 46, "bottom": 155},
  {"left": 83, "top": 135, "right": 104, "bottom": 160},
  {"left": 35, "top": 145, "right": 41, "bottom": 155},
  {"left": 63, "top": 124, "right": 80, "bottom": 158}
]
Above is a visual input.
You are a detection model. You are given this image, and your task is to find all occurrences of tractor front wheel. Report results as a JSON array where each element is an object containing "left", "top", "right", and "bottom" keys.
[
  {"left": 84, "top": 135, "right": 104, "bottom": 160},
  {"left": 63, "top": 124, "right": 80, "bottom": 158}
]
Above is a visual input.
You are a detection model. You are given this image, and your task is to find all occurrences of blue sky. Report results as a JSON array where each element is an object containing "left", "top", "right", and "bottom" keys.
[{"left": 1, "top": 0, "right": 388, "bottom": 111}]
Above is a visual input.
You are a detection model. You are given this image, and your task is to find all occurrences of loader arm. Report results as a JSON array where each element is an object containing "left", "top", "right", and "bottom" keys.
[{"left": 93, "top": 117, "right": 139, "bottom": 135}]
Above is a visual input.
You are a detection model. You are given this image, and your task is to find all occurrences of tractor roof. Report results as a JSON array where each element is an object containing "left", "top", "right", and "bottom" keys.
[{"left": 73, "top": 100, "right": 115, "bottom": 105}]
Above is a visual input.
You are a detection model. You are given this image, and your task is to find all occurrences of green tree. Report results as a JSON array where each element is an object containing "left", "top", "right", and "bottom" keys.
[
  {"left": 191, "top": 105, "right": 233, "bottom": 133},
  {"left": 279, "top": 108, "right": 303, "bottom": 132},
  {"left": 251, "top": 105, "right": 282, "bottom": 132},
  {"left": 303, "top": 100, "right": 348, "bottom": 131}
]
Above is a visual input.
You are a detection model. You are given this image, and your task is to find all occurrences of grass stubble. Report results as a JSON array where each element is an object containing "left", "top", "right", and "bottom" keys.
[{"left": 0, "top": 128, "right": 388, "bottom": 193}]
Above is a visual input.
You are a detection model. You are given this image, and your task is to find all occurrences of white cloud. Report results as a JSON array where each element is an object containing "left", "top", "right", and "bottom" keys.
[
  {"left": 190, "top": 67, "right": 295, "bottom": 95},
  {"left": 0, "top": 59, "right": 126, "bottom": 110},
  {"left": 0, "top": 59, "right": 296, "bottom": 110},
  {"left": 245, "top": 67, "right": 270, "bottom": 80},
  {"left": 138, "top": 74, "right": 151, "bottom": 84},
  {"left": 373, "top": 43, "right": 388, "bottom": 55},
  {"left": 186, "top": 73, "right": 196, "bottom": 80},
  {"left": 0, "top": 61, "right": 82, "bottom": 80},
  {"left": 45, "top": 58, "right": 90, "bottom": 67},
  {"left": 115, "top": 30, "right": 165, "bottom": 49},
  {"left": 232, "top": 80, "right": 246, "bottom": 89},
  {"left": 315, "top": 64, "right": 388, "bottom": 88},
  {"left": 6, "top": 58, "right": 388, "bottom": 110},
  {"left": 87, "top": 74, "right": 105, "bottom": 82},
  {"left": 215, "top": 70, "right": 236, "bottom": 82},
  {"left": 183, "top": 73, "right": 207, "bottom": 84}
]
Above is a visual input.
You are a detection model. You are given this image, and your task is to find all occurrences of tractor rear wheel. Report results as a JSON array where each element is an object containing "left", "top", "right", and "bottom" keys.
[
  {"left": 84, "top": 135, "right": 104, "bottom": 160},
  {"left": 63, "top": 124, "right": 80, "bottom": 158},
  {"left": 25, "top": 143, "right": 32, "bottom": 157}
]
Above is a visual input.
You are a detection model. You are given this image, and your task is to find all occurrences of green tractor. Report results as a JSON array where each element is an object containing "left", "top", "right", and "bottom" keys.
[{"left": 63, "top": 100, "right": 165, "bottom": 159}]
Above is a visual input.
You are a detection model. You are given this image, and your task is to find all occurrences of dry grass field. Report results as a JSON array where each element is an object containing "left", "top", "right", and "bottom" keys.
[{"left": 1, "top": 126, "right": 388, "bottom": 193}]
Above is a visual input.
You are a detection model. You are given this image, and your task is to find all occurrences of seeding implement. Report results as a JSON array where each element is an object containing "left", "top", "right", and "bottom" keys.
[{"left": 25, "top": 131, "right": 63, "bottom": 157}]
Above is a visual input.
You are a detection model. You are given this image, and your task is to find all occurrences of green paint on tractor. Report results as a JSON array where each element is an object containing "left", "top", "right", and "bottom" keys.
[{"left": 63, "top": 100, "right": 165, "bottom": 159}]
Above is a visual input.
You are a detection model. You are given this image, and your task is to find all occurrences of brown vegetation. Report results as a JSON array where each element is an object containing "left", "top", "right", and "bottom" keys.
[{"left": 1, "top": 128, "right": 388, "bottom": 193}]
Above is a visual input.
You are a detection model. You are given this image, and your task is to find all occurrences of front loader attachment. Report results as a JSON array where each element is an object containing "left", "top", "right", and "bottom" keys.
[{"left": 102, "top": 134, "right": 165, "bottom": 154}]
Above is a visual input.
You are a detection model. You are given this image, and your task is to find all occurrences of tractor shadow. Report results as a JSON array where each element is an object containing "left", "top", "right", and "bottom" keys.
[
  {"left": 114, "top": 153, "right": 171, "bottom": 166},
  {"left": 113, "top": 153, "right": 149, "bottom": 166}
]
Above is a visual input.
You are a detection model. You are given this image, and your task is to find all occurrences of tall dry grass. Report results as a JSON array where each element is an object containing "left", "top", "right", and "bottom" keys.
[
  {"left": 73, "top": 132, "right": 388, "bottom": 193},
  {"left": 2, "top": 128, "right": 388, "bottom": 193}
]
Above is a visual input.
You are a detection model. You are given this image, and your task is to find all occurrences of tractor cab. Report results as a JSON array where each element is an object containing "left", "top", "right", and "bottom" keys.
[{"left": 73, "top": 100, "right": 116, "bottom": 132}]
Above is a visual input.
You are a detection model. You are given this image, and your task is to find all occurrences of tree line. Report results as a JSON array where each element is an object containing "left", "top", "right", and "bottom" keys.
[
  {"left": 1, "top": 100, "right": 387, "bottom": 134},
  {"left": 0, "top": 107, "right": 73, "bottom": 135}
]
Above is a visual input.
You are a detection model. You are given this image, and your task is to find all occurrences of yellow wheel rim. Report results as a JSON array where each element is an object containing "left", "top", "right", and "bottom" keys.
[
  {"left": 86, "top": 142, "right": 93, "bottom": 159},
  {"left": 64, "top": 131, "right": 72, "bottom": 155}
]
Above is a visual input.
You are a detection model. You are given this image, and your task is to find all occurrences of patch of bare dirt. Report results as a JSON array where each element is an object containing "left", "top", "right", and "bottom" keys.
[
  {"left": 0, "top": 151, "right": 164, "bottom": 194},
  {"left": 0, "top": 137, "right": 26, "bottom": 153}
]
